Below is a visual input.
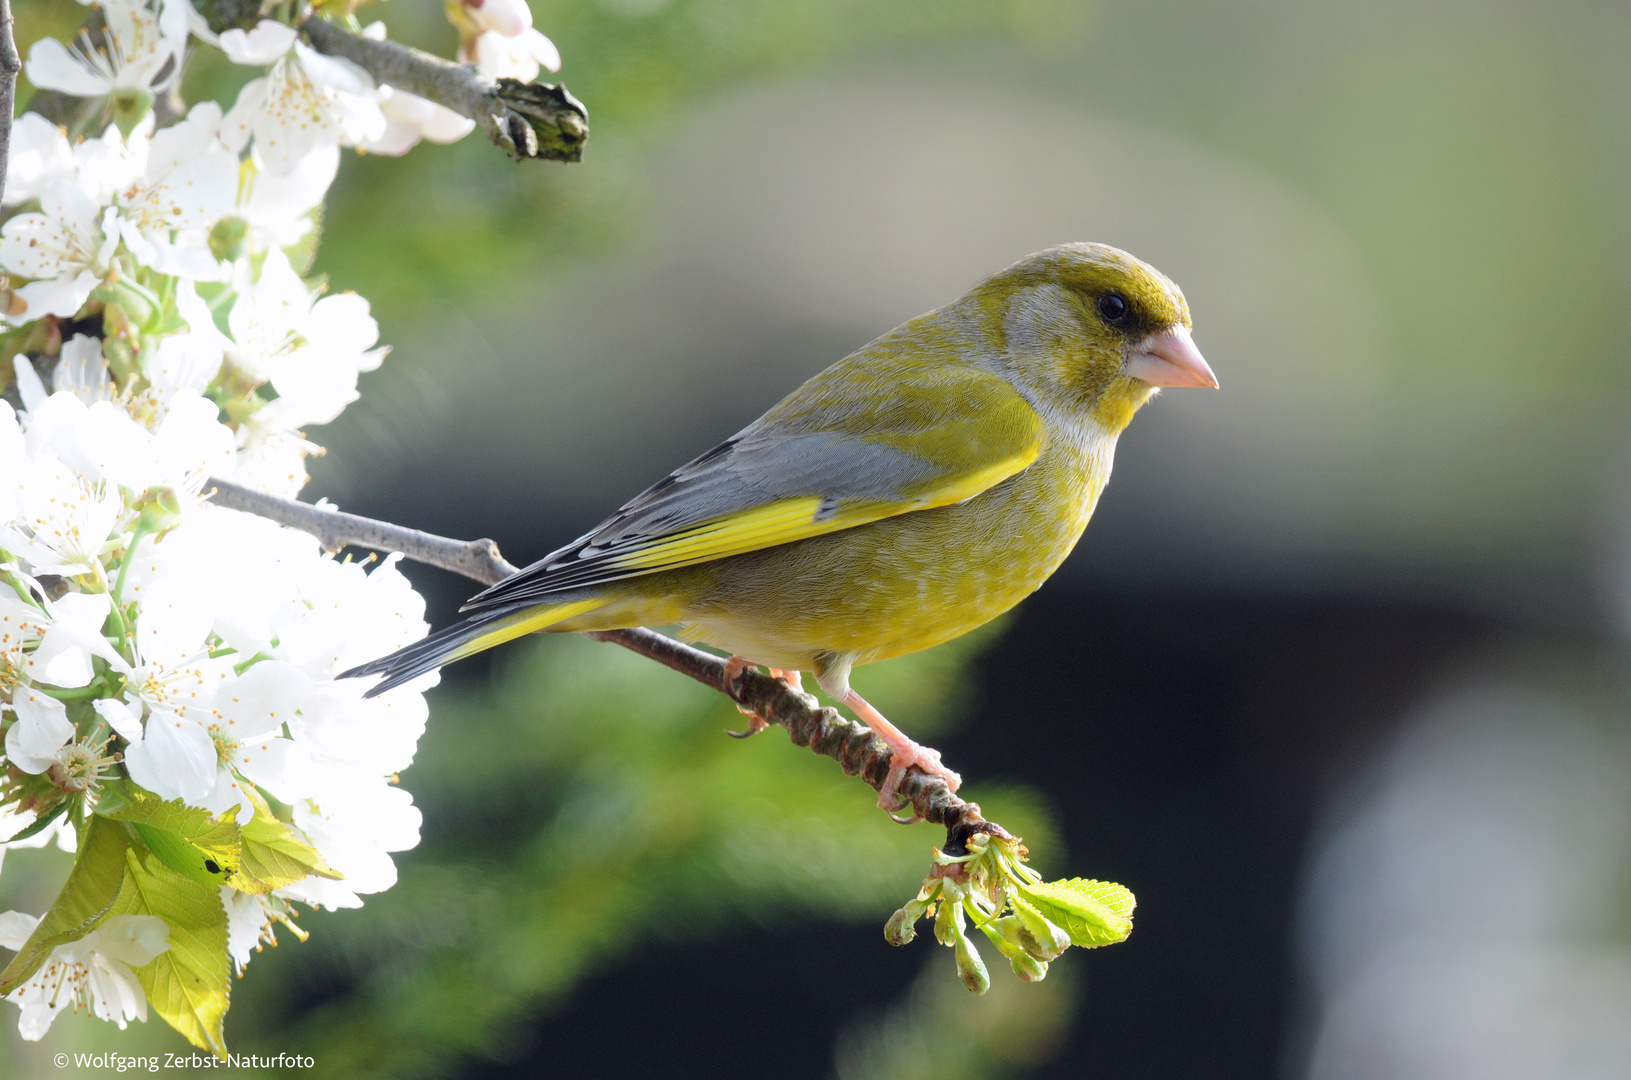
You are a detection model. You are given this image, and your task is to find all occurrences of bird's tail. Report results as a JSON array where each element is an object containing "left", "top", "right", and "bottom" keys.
[{"left": 339, "top": 597, "right": 606, "bottom": 698}]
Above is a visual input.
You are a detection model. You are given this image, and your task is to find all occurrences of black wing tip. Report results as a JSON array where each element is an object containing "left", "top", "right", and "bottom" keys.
[{"left": 336, "top": 661, "right": 377, "bottom": 681}]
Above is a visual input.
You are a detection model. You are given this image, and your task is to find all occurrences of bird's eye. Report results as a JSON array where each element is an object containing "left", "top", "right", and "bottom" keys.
[{"left": 1097, "top": 292, "right": 1130, "bottom": 325}]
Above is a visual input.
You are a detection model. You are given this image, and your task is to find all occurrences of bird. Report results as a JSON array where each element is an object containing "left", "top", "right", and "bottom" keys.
[{"left": 340, "top": 243, "right": 1217, "bottom": 812}]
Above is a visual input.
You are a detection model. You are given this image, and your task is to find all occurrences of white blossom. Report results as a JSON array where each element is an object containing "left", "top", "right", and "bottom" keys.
[
  {"left": 222, "top": 888, "right": 272, "bottom": 974},
  {"left": 219, "top": 22, "right": 386, "bottom": 176},
  {"left": 457, "top": 0, "right": 561, "bottom": 81},
  {"left": 214, "top": 249, "right": 384, "bottom": 495},
  {"left": 24, "top": 0, "right": 188, "bottom": 102},
  {"left": 233, "top": 144, "right": 338, "bottom": 253},
  {"left": 51, "top": 336, "right": 116, "bottom": 406},
  {"left": 0, "top": 5, "right": 441, "bottom": 1044},
  {"left": 0, "top": 181, "right": 118, "bottom": 324},
  {"left": 113, "top": 578, "right": 233, "bottom": 804},
  {"left": 115, "top": 102, "right": 238, "bottom": 281},
  {"left": 0, "top": 911, "right": 170, "bottom": 1039}
]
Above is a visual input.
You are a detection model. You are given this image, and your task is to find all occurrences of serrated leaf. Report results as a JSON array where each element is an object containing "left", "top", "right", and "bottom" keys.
[
  {"left": 1017, "top": 878, "right": 1136, "bottom": 948},
  {"left": 0, "top": 815, "right": 129, "bottom": 993},
  {"left": 97, "top": 782, "right": 240, "bottom": 888},
  {"left": 133, "top": 824, "right": 237, "bottom": 889},
  {"left": 233, "top": 789, "right": 339, "bottom": 894},
  {"left": 0, "top": 801, "right": 68, "bottom": 844},
  {"left": 110, "top": 847, "right": 230, "bottom": 1057}
]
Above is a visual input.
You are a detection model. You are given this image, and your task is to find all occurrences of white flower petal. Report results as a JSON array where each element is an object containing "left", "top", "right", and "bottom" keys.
[
  {"left": 54, "top": 335, "right": 114, "bottom": 403},
  {"left": 291, "top": 42, "right": 375, "bottom": 97},
  {"left": 471, "top": 0, "right": 534, "bottom": 36},
  {"left": 216, "top": 659, "right": 312, "bottom": 739},
  {"left": 218, "top": 20, "right": 298, "bottom": 66},
  {"left": 24, "top": 37, "right": 112, "bottom": 97},
  {"left": 220, "top": 76, "right": 269, "bottom": 155},
  {"left": 93, "top": 697, "right": 145, "bottom": 742},
  {"left": 233, "top": 736, "right": 310, "bottom": 801},
  {"left": 519, "top": 28, "right": 561, "bottom": 73},
  {"left": 124, "top": 713, "right": 216, "bottom": 802},
  {"left": 4, "top": 687, "right": 74, "bottom": 774},
  {"left": 9, "top": 271, "right": 97, "bottom": 325},
  {"left": 3, "top": 114, "right": 77, "bottom": 207},
  {"left": 11, "top": 355, "right": 47, "bottom": 413},
  {"left": 134, "top": 578, "right": 215, "bottom": 669},
  {"left": 222, "top": 888, "right": 270, "bottom": 972},
  {"left": 0, "top": 910, "right": 41, "bottom": 951}
]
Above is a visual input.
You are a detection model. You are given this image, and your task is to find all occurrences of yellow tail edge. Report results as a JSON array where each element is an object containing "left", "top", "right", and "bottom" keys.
[{"left": 444, "top": 597, "right": 608, "bottom": 665}]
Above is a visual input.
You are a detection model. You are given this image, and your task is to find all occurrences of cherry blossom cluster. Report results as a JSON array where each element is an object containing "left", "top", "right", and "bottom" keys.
[{"left": 0, "top": 0, "right": 559, "bottom": 1048}]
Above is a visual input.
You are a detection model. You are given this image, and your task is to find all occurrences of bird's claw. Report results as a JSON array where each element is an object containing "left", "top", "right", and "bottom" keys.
[
  {"left": 721, "top": 659, "right": 806, "bottom": 738},
  {"left": 725, "top": 715, "right": 769, "bottom": 738},
  {"left": 875, "top": 743, "right": 961, "bottom": 819}
]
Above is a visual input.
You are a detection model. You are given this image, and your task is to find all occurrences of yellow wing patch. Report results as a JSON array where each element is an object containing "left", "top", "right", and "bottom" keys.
[{"left": 610, "top": 440, "right": 1041, "bottom": 576}]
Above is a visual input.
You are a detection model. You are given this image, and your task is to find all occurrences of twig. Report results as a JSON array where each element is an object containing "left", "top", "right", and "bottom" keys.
[
  {"left": 203, "top": 476, "right": 1003, "bottom": 851},
  {"left": 300, "top": 18, "right": 587, "bottom": 164},
  {"left": 0, "top": 0, "right": 19, "bottom": 206}
]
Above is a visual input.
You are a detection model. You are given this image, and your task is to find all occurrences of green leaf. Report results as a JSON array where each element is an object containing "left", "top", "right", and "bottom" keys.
[
  {"left": 233, "top": 789, "right": 340, "bottom": 895},
  {"left": 1017, "top": 878, "right": 1136, "bottom": 949},
  {"left": 0, "top": 801, "right": 68, "bottom": 844},
  {"left": 110, "top": 847, "right": 231, "bottom": 1057},
  {"left": 0, "top": 815, "right": 129, "bottom": 993},
  {"left": 97, "top": 782, "right": 240, "bottom": 888},
  {"left": 133, "top": 824, "right": 237, "bottom": 889}
]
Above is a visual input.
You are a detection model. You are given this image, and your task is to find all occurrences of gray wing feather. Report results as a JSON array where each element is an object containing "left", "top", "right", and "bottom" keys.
[{"left": 459, "top": 420, "right": 942, "bottom": 612}]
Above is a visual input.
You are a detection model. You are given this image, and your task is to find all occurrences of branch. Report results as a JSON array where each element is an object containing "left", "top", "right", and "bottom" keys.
[
  {"left": 203, "top": 477, "right": 1003, "bottom": 852},
  {"left": 0, "top": 0, "right": 19, "bottom": 206},
  {"left": 300, "top": 18, "right": 587, "bottom": 164}
]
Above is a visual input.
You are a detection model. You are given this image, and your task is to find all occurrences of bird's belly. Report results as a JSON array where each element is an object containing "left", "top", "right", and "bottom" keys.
[{"left": 607, "top": 444, "right": 1108, "bottom": 670}]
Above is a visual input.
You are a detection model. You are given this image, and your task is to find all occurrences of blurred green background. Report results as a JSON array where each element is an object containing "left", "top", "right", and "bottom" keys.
[{"left": 6, "top": 0, "right": 1631, "bottom": 1076}]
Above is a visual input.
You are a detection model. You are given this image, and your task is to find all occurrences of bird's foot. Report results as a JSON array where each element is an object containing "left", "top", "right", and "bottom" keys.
[
  {"left": 840, "top": 690, "right": 962, "bottom": 820},
  {"left": 721, "top": 660, "right": 804, "bottom": 737}
]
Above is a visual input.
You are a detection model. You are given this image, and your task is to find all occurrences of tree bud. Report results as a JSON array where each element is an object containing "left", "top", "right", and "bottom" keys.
[
  {"left": 884, "top": 905, "right": 917, "bottom": 946},
  {"left": 1009, "top": 952, "right": 1048, "bottom": 983},
  {"left": 954, "top": 933, "right": 990, "bottom": 995}
]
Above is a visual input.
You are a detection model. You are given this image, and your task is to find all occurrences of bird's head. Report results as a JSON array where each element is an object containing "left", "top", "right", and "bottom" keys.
[{"left": 967, "top": 242, "right": 1217, "bottom": 433}]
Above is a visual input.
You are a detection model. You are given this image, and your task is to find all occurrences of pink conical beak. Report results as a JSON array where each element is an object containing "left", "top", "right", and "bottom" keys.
[{"left": 1124, "top": 326, "right": 1218, "bottom": 389}]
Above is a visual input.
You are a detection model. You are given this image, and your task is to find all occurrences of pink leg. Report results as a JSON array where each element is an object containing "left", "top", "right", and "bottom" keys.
[
  {"left": 723, "top": 661, "right": 809, "bottom": 738},
  {"left": 841, "top": 689, "right": 962, "bottom": 811}
]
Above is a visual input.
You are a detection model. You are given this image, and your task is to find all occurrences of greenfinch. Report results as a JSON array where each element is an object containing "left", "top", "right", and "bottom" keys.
[{"left": 343, "top": 243, "right": 1216, "bottom": 808}]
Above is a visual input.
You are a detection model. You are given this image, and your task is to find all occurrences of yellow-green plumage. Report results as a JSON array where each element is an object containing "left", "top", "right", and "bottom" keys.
[{"left": 343, "top": 243, "right": 1214, "bottom": 800}]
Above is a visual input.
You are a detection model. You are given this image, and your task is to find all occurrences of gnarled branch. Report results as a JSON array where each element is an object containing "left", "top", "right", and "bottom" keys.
[
  {"left": 204, "top": 476, "right": 1002, "bottom": 853},
  {"left": 299, "top": 18, "right": 587, "bottom": 164}
]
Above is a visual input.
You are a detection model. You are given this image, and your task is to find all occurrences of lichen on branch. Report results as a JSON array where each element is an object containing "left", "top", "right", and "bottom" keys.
[{"left": 297, "top": 16, "right": 588, "bottom": 163}]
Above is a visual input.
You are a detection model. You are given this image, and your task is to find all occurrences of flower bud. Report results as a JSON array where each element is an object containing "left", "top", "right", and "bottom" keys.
[
  {"left": 463, "top": 0, "right": 532, "bottom": 36},
  {"left": 1009, "top": 952, "right": 1048, "bottom": 983},
  {"left": 884, "top": 908, "right": 914, "bottom": 946},
  {"left": 954, "top": 933, "right": 990, "bottom": 995},
  {"left": 135, "top": 487, "right": 184, "bottom": 536},
  {"left": 884, "top": 905, "right": 918, "bottom": 946},
  {"left": 209, "top": 216, "right": 250, "bottom": 263}
]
